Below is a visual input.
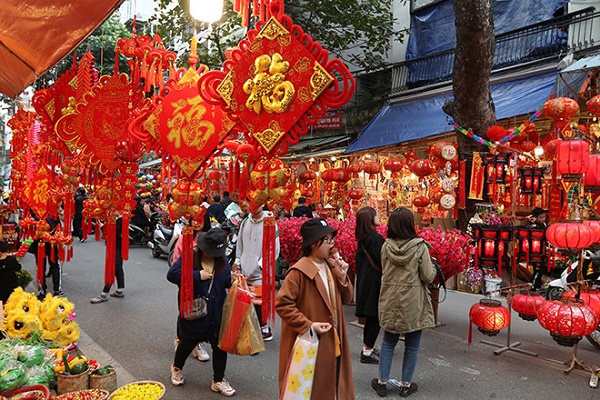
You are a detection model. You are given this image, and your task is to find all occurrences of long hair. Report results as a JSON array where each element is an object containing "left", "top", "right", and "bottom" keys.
[
  {"left": 193, "top": 246, "right": 226, "bottom": 276},
  {"left": 387, "top": 207, "right": 418, "bottom": 240},
  {"left": 355, "top": 207, "right": 377, "bottom": 242}
]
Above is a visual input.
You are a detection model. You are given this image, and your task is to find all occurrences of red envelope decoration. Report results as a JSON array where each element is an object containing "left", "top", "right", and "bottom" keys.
[
  {"left": 55, "top": 74, "right": 144, "bottom": 175},
  {"left": 129, "top": 66, "right": 236, "bottom": 179},
  {"left": 198, "top": 1, "right": 355, "bottom": 157}
]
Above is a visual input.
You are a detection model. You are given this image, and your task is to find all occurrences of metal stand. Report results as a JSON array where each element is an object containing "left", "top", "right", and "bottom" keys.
[
  {"left": 480, "top": 305, "right": 539, "bottom": 357},
  {"left": 546, "top": 344, "right": 592, "bottom": 374}
]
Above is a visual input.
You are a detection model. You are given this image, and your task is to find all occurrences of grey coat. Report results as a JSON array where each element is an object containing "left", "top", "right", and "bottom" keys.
[{"left": 379, "top": 237, "right": 436, "bottom": 334}]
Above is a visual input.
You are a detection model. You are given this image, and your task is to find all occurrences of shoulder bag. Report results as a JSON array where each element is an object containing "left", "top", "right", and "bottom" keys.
[
  {"left": 360, "top": 242, "right": 381, "bottom": 273},
  {"left": 184, "top": 275, "right": 214, "bottom": 320}
]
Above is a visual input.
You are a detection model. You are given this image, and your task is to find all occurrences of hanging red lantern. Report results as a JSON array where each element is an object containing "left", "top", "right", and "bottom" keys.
[
  {"left": 585, "top": 153, "right": 600, "bottom": 187},
  {"left": 321, "top": 169, "right": 335, "bottom": 182},
  {"left": 348, "top": 189, "right": 364, "bottom": 200},
  {"left": 546, "top": 222, "right": 594, "bottom": 249},
  {"left": 510, "top": 292, "right": 546, "bottom": 321},
  {"left": 208, "top": 170, "right": 221, "bottom": 181},
  {"left": 561, "top": 289, "right": 600, "bottom": 316},
  {"left": 410, "top": 159, "right": 435, "bottom": 177},
  {"left": 543, "top": 139, "right": 562, "bottom": 159},
  {"left": 521, "top": 141, "right": 536, "bottom": 153},
  {"left": 542, "top": 97, "right": 580, "bottom": 120},
  {"left": 413, "top": 195, "right": 430, "bottom": 209},
  {"left": 583, "top": 219, "right": 600, "bottom": 244},
  {"left": 383, "top": 158, "right": 404, "bottom": 178},
  {"left": 486, "top": 125, "right": 507, "bottom": 142},
  {"left": 348, "top": 161, "right": 364, "bottom": 178},
  {"left": 587, "top": 94, "right": 600, "bottom": 116},
  {"left": 300, "top": 170, "right": 317, "bottom": 182},
  {"left": 557, "top": 140, "right": 589, "bottom": 175},
  {"left": 363, "top": 162, "right": 382, "bottom": 179},
  {"left": 332, "top": 168, "right": 352, "bottom": 183},
  {"left": 469, "top": 299, "right": 510, "bottom": 338},
  {"left": 429, "top": 186, "right": 444, "bottom": 203},
  {"left": 301, "top": 189, "right": 314, "bottom": 198},
  {"left": 537, "top": 300, "right": 599, "bottom": 347}
]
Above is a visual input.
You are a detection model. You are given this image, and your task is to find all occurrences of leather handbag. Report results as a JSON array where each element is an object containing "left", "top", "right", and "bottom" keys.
[{"left": 184, "top": 276, "right": 214, "bottom": 320}]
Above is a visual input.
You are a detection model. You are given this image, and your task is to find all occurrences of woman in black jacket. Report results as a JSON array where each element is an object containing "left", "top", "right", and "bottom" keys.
[
  {"left": 0, "top": 240, "right": 22, "bottom": 304},
  {"left": 167, "top": 227, "right": 235, "bottom": 396},
  {"left": 354, "top": 206, "right": 385, "bottom": 364}
]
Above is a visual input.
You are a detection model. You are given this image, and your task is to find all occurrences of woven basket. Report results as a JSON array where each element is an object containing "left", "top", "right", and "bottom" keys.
[
  {"left": 54, "top": 389, "right": 109, "bottom": 400},
  {"left": 57, "top": 371, "right": 89, "bottom": 395},
  {"left": 107, "top": 380, "right": 165, "bottom": 400},
  {"left": 89, "top": 369, "right": 117, "bottom": 393}
]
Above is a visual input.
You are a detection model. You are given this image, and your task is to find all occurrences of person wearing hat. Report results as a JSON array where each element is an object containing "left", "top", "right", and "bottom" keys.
[
  {"left": 167, "top": 227, "right": 236, "bottom": 396},
  {"left": 276, "top": 218, "right": 355, "bottom": 399}
]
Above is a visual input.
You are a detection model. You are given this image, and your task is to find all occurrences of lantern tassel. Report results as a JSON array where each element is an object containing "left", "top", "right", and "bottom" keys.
[
  {"left": 262, "top": 216, "right": 276, "bottom": 324},
  {"left": 468, "top": 319, "right": 473, "bottom": 345},
  {"left": 104, "top": 218, "right": 117, "bottom": 287},
  {"left": 180, "top": 226, "right": 195, "bottom": 318},
  {"left": 36, "top": 240, "right": 45, "bottom": 288},
  {"left": 122, "top": 214, "right": 130, "bottom": 261}
]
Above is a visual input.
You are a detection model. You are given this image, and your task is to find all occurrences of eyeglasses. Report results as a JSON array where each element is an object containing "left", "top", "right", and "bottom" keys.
[{"left": 322, "top": 235, "right": 335, "bottom": 243}]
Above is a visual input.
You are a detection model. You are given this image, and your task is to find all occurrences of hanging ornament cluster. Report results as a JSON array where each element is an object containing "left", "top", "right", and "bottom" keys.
[{"left": 248, "top": 158, "right": 293, "bottom": 210}]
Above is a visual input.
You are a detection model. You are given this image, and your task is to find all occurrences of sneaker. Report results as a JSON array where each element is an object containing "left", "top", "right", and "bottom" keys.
[
  {"left": 110, "top": 291, "right": 124, "bottom": 298},
  {"left": 360, "top": 350, "right": 379, "bottom": 364},
  {"left": 371, "top": 378, "right": 387, "bottom": 397},
  {"left": 80, "top": 238, "right": 86, "bottom": 243},
  {"left": 372, "top": 348, "right": 380, "bottom": 356},
  {"left": 170, "top": 364, "right": 184, "bottom": 386},
  {"left": 53, "top": 290, "right": 66, "bottom": 297},
  {"left": 37, "top": 292, "right": 47, "bottom": 301},
  {"left": 90, "top": 295, "right": 108, "bottom": 304},
  {"left": 211, "top": 379, "right": 236, "bottom": 396},
  {"left": 261, "top": 326, "right": 273, "bottom": 342},
  {"left": 193, "top": 343, "right": 210, "bottom": 362},
  {"left": 399, "top": 383, "right": 418, "bottom": 398}
]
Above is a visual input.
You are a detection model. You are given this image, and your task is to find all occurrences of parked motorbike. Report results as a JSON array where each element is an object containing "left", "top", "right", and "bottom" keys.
[
  {"left": 129, "top": 212, "right": 159, "bottom": 247},
  {"left": 150, "top": 217, "right": 185, "bottom": 263},
  {"left": 544, "top": 248, "right": 600, "bottom": 350}
]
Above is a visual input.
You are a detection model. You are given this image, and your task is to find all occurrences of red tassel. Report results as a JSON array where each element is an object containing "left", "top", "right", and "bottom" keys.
[
  {"left": 36, "top": 240, "right": 45, "bottom": 287},
  {"left": 58, "top": 245, "right": 65, "bottom": 262},
  {"left": 68, "top": 245, "right": 73, "bottom": 262},
  {"left": 50, "top": 245, "right": 56, "bottom": 263},
  {"left": 96, "top": 221, "right": 101, "bottom": 241},
  {"left": 228, "top": 159, "right": 234, "bottom": 193},
  {"left": 240, "top": 165, "right": 249, "bottom": 200},
  {"left": 180, "top": 226, "right": 195, "bottom": 318},
  {"left": 233, "top": 158, "right": 240, "bottom": 192},
  {"left": 104, "top": 218, "right": 117, "bottom": 287},
  {"left": 261, "top": 216, "right": 276, "bottom": 324},
  {"left": 468, "top": 319, "right": 473, "bottom": 345},
  {"left": 122, "top": 214, "right": 130, "bottom": 261}
]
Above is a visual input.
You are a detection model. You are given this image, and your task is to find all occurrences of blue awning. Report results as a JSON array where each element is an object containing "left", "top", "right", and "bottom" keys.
[{"left": 344, "top": 71, "right": 558, "bottom": 153}]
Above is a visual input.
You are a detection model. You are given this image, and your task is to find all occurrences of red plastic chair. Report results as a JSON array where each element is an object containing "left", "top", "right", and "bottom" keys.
[{"left": 0, "top": 385, "right": 50, "bottom": 400}]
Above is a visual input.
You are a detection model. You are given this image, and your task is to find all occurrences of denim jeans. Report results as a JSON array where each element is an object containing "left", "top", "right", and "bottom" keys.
[{"left": 379, "top": 329, "right": 422, "bottom": 384}]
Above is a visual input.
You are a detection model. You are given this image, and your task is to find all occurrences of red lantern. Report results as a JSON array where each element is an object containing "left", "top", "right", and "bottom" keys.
[
  {"left": 413, "top": 195, "right": 430, "bottom": 209},
  {"left": 348, "top": 189, "right": 364, "bottom": 200},
  {"left": 410, "top": 160, "right": 435, "bottom": 177},
  {"left": 521, "top": 141, "right": 536, "bottom": 153},
  {"left": 469, "top": 299, "right": 510, "bottom": 337},
  {"left": 510, "top": 292, "right": 546, "bottom": 321},
  {"left": 301, "top": 189, "right": 314, "bottom": 198},
  {"left": 537, "top": 300, "right": 599, "bottom": 347},
  {"left": 486, "top": 125, "right": 507, "bottom": 142},
  {"left": 300, "top": 170, "right": 317, "bottom": 182},
  {"left": 561, "top": 289, "right": 600, "bottom": 316},
  {"left": 587, "top": 94, "right": 600, "bottom": 116},
  {"left": 348, "top": 161, "right": 364, "bottom": 178},
  {"left": 363, "top": 162, "right": 382, "bottom": 179},
  {"left": 208, "top": 170, "right": 221, "bottom": 181},
  {"left": 321, "top": 169, "right": 335, "bottom": 182},
  {"left": 384, "top": 158, "right": 404, "bottom": 178},
  {"left": 557, "top": 140, "right": 589, "bottom": 175},
  {"left": 332, "top": 168, "right": 351, "bottom": 183},
  {"left": 237, "top": 143, "right": 257, "bottom": 164},
  {"left": 546, "top": 222, "right": 594, "bottom": 249},
  {"left": 543, "top": 139, "right": 562, "bottom": 159},
  {"left": 583, "top": 220, "right": 600, "bottom": 244},
  {"left": 543, "top": 97, "right": 580, "bottom": 121},
  {"left": 585, "top": 153, "right": 600, "bottom": 187}
]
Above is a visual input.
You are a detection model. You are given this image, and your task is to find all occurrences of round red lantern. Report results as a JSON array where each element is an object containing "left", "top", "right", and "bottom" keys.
[
  {"left": 321, "top": 169, "right": 335, "bottom": 182},
  {"left": 429, "top": 186, "right": 444, "bottom": 203},
  {"left": 301, "top": 189, "right": 314, "bottom": 198},
  {"left": 348, "top": 161, "right": 364, "bottom": 178},
  {"left": 509, "top": 292, "right": 546, "bottom": 321},
  {"left": 210, "top": 182, "right": 219, "bottom": 191},
  {"left": 208, "top": 170, "right": 221, "bottom": 181},
  {"left": 486, "top": 126, "right": 506, "bottom": 142},
  {"left": 363, "top": 162, "right": 382, "bottom": 179},
  {"left": 543, "top": 139, "right": 562, "bottom": 159},
  {"left": 384, "top": 158, "right": 404, "bottom": 178},
  {"left": 546, "top": 222, "right": 594, "bottom": 249},
  {"left": 561, "top": 289, "right": 600, "bottom": 316},
  {"left": 469, "top": 299, "right": 511, "bottom": 337},
  {"left": 410, "top": 160, "right": 435, "bottom": 177},
  {"left": 300, "top": 170, "right": 317, "bottom": 182},
  {"left": 521, "top": 141, "right": 536, "bottom": 153},
  {"left": 537, "top": 300, "right": 599, "bottom": 347},
  {"left": 332, "top": 168, "right": 351, "bottom": 183},
  {"left": 237, "top": 144, "right": 257, "bottom": 163},
  {"left": 585, "top": 153, "right": 600, "bottom": 187},
  {"left": 583, "top": 220, "right": 600, "bottom": 244},
  {"left": 413, "top": 195, "right": 430, "bottom": 209},
  {"left": 557, "top": 140, "right": 589, "bottom": 175},
  {"left": 587, "top": 94, "right": 600, "bottom": 116},
  {"left": 543, "top": 97, "right": 580, "bottom": 121},
  {"left": 348, "top": 189, "right": 364, "bottom": 200}
]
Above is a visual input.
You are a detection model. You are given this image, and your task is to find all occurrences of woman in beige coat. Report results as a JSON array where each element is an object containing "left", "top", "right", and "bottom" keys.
[
  {"left": 276, "top": 218, "right": 356, "bottom": 399},
  {"left": 371, "top": 207, "right": 436, "bottom": 398}
]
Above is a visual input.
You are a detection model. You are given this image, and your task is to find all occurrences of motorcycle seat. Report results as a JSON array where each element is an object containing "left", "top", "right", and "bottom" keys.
[{"left": 159, "top": 224, "right": 173, "bottom": 236}]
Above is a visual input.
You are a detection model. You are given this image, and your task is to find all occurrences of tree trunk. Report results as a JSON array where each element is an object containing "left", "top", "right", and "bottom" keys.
[{"left": 443, "top": 0, "right": 496, "bottom": 231}]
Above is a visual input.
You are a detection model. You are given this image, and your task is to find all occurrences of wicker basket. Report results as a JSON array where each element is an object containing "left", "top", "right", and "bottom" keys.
[
  {"left": 54, "top": 389, "right": 109, "bottom": 400},
  {"left": 56, "top": 371, "right": 89, "bottom": 395},
  {"left": 107, "top": 380, "right": 165, "bottom": 400},
  {"left": 89, "top": 369, "right": 117, "bottom": 393}
]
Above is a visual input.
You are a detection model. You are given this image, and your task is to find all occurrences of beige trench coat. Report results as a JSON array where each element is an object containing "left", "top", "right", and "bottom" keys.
[{"left": 276, "top": 257, "right": 356, "bottom": 399}]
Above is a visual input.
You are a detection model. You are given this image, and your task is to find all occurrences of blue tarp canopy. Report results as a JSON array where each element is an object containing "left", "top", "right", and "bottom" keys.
[{"left": 344, "top": 71, "right": 557, "bottom": 153}]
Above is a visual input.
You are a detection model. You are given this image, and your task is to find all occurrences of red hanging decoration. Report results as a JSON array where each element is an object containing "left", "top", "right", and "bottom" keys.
[
  {"left": 262, "top": 216, "right": 277, "bottom": 324},
  {"left": 509, "top": 291, "right": 546, "bottom": 321},
  {"left": 122, "top": 214, "right": 130, "bottom": 261},
  {"left": 537, "top": 300, "right": 599, "bottom": 347},
  {"left": 468, "top": 299, "right": 510, "bottom": 344},
  {"left": 104, "top": 218, "right": 117, "bottom": 287},
  {"left": 179, "top": 226, "right": 195, "bottom": 318},
  {"left": 546, "top": 222, "right": 594, "bottom": 249}
]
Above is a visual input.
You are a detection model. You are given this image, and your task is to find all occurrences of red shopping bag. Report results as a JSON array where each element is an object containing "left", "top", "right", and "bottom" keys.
[{"left": 218, "top": 276, "right": 257, "bottom": 354}]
